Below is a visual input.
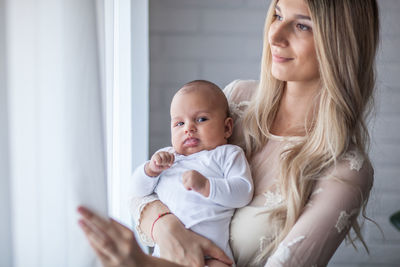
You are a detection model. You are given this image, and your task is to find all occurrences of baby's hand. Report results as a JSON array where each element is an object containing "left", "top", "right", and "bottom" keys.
[
  {"left": 182, "top": 170, "right": 210, "bottom": 197},
  {"left": 145, "top": 151, "right": 175, "bottom": 177}
]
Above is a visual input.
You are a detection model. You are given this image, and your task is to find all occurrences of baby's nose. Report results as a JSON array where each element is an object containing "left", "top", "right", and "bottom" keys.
[{"left": 184, "top": 123, "right": 196, "bottom": 133}]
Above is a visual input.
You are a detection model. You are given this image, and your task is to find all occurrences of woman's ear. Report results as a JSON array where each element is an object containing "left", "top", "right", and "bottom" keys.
[{"left": 224, "top": 117, "right": 234, "bottom": 139}]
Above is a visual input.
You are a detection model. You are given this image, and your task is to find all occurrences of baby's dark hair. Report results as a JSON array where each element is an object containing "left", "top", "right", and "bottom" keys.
[{"left": 180, "top": 80, "right": 230, "bottom": 117}]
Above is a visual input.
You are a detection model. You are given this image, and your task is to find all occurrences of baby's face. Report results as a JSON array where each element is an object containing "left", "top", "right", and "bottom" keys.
[{"left": 170, "top": 87, "right": 232, "bottom": 156}]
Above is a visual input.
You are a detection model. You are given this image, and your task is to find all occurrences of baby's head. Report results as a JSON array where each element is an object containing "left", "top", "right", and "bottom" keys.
[{"left": 170, "top": 80, "right": 233, "bottom": 156}]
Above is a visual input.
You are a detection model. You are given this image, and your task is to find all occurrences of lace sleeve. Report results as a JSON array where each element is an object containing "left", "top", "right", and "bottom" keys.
[
  {"left": 223, "top": 79, "right": 255, "bottom": 119},
  {"left": 223, "top": 79, "right": 241, "bottom": 101},
  {"left": 264, "top": 151, "right": 373, "bottom": 267},
  {"left": 129, "top": 194, "right": 160, "bottom": 246}
]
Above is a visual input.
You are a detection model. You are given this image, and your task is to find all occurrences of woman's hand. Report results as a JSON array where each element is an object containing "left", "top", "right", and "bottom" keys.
[
  {"left": 152, "top": 214, "right": 233, "bottom": 267},
  {"left": 77, "top": 206, "right": 148, "bottom": 267},
  {"left": 78, "top": 205, "right": 230, "bottom": 267}
]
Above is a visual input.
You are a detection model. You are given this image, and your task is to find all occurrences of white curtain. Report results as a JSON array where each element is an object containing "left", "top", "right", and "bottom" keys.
[
  {"left": 1, "top": 0, "right": 109, "bottom": 266},
  {"left": 0, "top": 1, "right": 12, "bottom": 266}
]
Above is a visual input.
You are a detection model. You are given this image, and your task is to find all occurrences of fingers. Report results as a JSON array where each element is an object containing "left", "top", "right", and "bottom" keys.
[
  {"left": 77, "top": 206, "right": 111, "bottom": 232},
  {"left": 147, "top": 152, "right": 175, "bottom": 175},
  {"left": 182, "top": 171, "right": 209, "bottom": 197},
  {"left": 161, "top": 248, "right": 205, "bottom": 267},
  {"left": 78, "top": 206, "right": 150, "bottom": 267},
  {"left": 78, "top": 216, "right": 120, "bottom": 264},
  {"left": 152, "top": 151, "right": 175, "bottom": 167},
  {"left": 77, "top": 206, "right": 122, "bottom": 240},
  {"left": 203, "top": 243, "right": 233, "bottom": 266},
  {"left": 181, "top": 173, "right": 192, "bottom": 191},
  {"left": 205, "top": 259, "right": 231, "bottom": 267}
]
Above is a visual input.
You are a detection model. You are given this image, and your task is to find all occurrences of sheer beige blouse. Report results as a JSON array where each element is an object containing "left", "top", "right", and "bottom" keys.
[{"left": 131, "top": 80, "right": 374, "bottom": 267}]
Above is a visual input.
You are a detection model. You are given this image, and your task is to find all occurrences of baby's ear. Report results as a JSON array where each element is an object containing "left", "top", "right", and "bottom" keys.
[{"left": 224, "top": 117, "right": 233, "bottom": 139}]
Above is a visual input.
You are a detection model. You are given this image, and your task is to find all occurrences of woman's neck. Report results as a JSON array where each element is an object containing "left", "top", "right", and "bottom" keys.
[{"left": 271, "top": 80, "right": 320, "bottom": 137}]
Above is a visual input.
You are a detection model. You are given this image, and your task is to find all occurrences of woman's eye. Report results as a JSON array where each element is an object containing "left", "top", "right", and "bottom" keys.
[
  {"left": 197, "top": 117, "right": 208, "bottom": 122},
  {"left": 274, "top": 14, "right": 283, "bottom": 21},
  {"left": 297, "top": 24, "right": 310, "bottom": 31},
  {"left": 176, "top": 122, "right": 184, "bottom": 126}
]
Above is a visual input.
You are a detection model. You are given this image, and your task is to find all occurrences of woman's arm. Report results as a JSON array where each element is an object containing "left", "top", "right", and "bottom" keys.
[
  {"left": 78, "top": 206, "right": 183, "bottom": 267},
  {"left": 264, "top": 156, "right": 373, "bottom": 267},
  {"left": 138, "top": 200, "right": 171, "bottom": 240},
  {"left": 84, "top": 198, "right": 232, "bottom": 267},
  {"left": 140, "top": 201, "right": 232, "bottom": 266}
]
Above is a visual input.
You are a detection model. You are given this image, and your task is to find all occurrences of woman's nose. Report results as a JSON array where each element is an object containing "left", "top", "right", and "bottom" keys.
[{"left": 269, "top": 22, "right": 289, "bottom": 48}]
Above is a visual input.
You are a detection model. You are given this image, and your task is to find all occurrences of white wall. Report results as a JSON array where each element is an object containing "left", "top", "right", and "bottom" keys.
[
  {"left": 148, "top": 0, "right": 266, "bottom": 153},
  {"left": 149, "top": 0, "right": 400, "bottom": 266}
]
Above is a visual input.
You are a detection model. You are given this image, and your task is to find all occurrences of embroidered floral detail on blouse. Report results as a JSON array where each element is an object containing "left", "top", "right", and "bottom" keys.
[
  {"left": 335, "top": 209, "right": 358, "bottom": 233},
  {"left": 263, "top": 190, "right": 284, "bottom": 209},
  {"left": 271, "top": 236, "right": 306, "bottom": 265},
  {"left": 306, "top": 188, "right": 324, "bottom": 208},
  {"left": 311, "top": 188, "right": 323, "bottom": 196},
  {"left": 259, "top": 236, "right": 273, "bottom": 252},
  {"left": 342, "top": 150, "right": 364, "bottom": 171},
  {"left": 229, "top": 101, "right": 250, "bottom": 118},
  {"left": 282, "top": 141, "right": 298, "bottom": 150},
  {"left": 287, "top": 236, "right": 306, "bottom": 247}
]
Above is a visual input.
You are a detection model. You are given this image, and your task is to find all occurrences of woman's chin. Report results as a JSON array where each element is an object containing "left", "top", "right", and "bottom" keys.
[
  {"left": 271, "top": 72, "right": 289, "bottom": 82},
  {"left": 270, "top": 66, "right": 290, "bottom": 81}
]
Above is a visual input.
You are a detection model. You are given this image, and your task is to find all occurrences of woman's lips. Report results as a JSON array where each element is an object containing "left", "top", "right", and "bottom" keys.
[
  {"left": 272, "top": 54, "right": 293, "bottom": 63},
  {"left": 183, "top": 137, "right": 199, "bottom": 147}
]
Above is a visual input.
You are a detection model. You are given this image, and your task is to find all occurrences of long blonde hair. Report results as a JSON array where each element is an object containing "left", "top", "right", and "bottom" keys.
[{"left": 242, "top": 0, "right": 380, "bottom": 262}]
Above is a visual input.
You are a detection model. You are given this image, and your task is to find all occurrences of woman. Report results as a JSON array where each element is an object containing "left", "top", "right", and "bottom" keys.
[{"left": 78, "top": 0, "right": 380, "bottom": 266}]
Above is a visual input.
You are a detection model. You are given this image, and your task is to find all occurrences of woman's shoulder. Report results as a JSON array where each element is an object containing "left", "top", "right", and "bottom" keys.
[
  {"left": 223, "top": 80, "right": 258, "bottom": 120},
  {"left": 223, "top": 79, "right": 259, "bottom": 104}
]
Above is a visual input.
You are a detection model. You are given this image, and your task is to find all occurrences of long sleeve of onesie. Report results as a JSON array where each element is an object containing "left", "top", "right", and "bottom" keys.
[
  {"left": 206, "top": 144, "right": 253, "bottom": 208},
  {"left": 130, "top": 161, "right": 160, "bottom": 197},
  {"left": 130, "top": 147, "right": 173, "bottom": 197}
]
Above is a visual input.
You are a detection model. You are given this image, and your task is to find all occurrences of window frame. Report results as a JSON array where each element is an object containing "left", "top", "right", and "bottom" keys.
[{"left": 104, "top": 0, "right": 149, "bottom": 228}]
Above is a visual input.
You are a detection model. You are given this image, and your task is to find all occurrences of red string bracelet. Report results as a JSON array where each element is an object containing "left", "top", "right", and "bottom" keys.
[{"left": 151, "top": 211, "right": 172, "bottom": 242}]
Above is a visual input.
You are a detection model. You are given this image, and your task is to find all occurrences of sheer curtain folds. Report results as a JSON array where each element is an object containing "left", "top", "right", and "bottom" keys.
[
  {"left": 0, "top": 0, "right": 12, "bottom": 266},
  {"left": 1, "top": 0, "right": 149, "bottom": 265},
  {"left": 2, "top": 0, "right": 108, "bottom": 266}
]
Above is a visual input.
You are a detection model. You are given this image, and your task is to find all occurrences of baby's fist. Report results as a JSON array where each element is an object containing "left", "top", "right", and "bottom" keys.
[
  {"left": 182, "top": 170, "right": 210, "bottom": 197},
  {"left": 145, "top": 151, "right": 175, "bottom": 177}
]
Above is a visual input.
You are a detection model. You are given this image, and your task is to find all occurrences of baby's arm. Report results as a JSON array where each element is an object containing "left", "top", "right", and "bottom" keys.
[
  {"left": 207, "top": 145, "right": 253, "bottom": 208},
  {"left": 131, "top": 150, "right": 174, "bottom": 197},
  {"left": 181, "top": 146, "right": 253, "bottom": 202},
  {"left": 181, "top": 145, "right": 253, "bottom": 206}
]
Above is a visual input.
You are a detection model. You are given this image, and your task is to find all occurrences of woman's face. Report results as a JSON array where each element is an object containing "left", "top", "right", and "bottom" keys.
[{"left": 268, "top": 0, "right": 319, "bottom": 83}]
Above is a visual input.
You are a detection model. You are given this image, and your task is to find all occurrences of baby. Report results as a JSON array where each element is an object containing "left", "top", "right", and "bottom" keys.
[{"left": 131, "top": 80, "right": 253, "bottom": 267}]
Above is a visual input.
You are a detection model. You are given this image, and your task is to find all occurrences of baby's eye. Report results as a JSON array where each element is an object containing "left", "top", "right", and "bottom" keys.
[
  {"left": 273, "top": 14, "right": 283, "bottom": 21},
  {"left": 175, "top": 122, "right": 184, "bottom": 126},
  {"left": 197, "top": 117, "right": 208, "bottom": 122}
]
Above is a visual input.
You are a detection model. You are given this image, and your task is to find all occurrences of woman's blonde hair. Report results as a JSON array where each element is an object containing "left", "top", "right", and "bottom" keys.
[{"left": 242, "top": 0, "right": 380, "bottom": 263}]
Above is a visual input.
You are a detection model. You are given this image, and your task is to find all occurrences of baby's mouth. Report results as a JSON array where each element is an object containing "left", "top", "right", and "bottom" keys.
[{"left": 183, "top": 137, "right": 199, "bottom": 147}]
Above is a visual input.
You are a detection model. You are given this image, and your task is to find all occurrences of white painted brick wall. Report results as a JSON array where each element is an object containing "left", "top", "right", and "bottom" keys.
[{"left": 149, "top": 1, "right": 400, "bottom": 266}]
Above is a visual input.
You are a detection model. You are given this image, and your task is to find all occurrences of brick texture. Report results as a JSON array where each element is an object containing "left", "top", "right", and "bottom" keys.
[{"left": 149, "top": 1, "right": 400, "bottom": 266}]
